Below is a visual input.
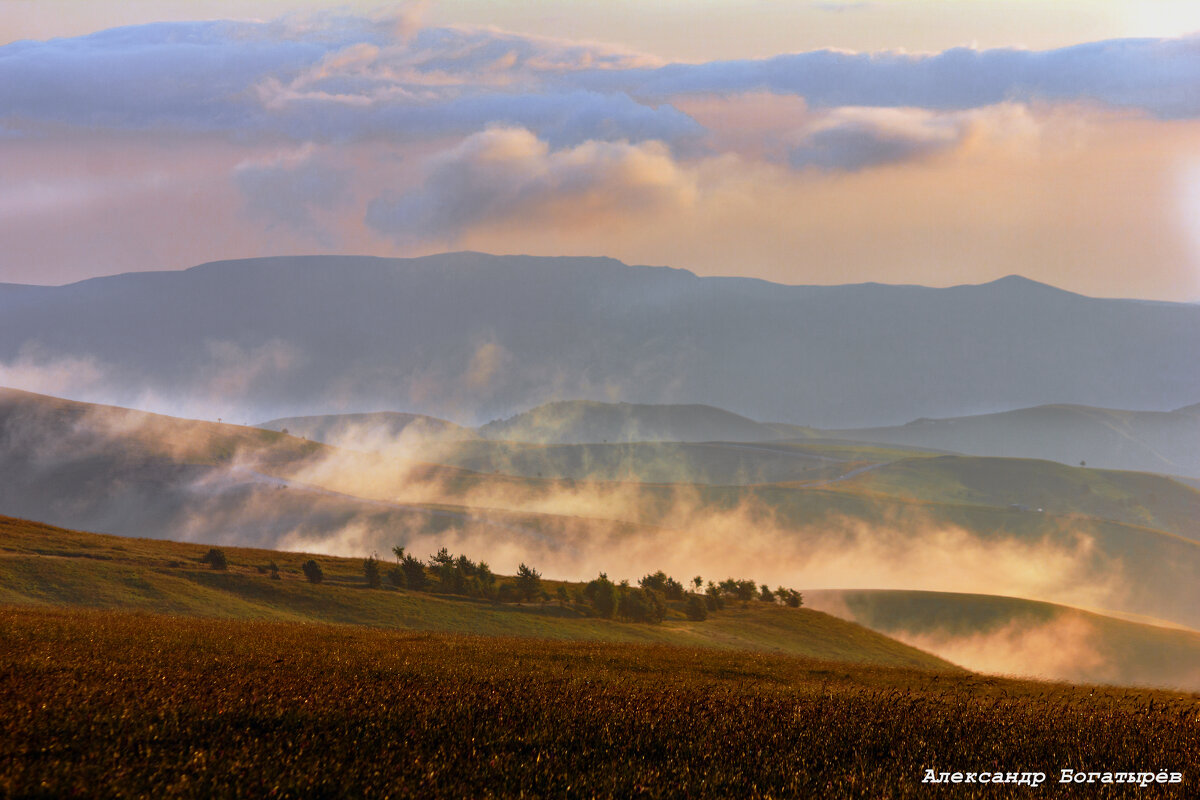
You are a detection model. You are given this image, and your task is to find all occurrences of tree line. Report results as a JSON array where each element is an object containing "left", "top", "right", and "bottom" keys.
[{"left": 201, "top": 545, "right": 803, "bottom": 625}]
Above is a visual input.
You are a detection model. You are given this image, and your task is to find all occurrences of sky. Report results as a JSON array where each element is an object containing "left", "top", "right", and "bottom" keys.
[{"left": 2, "top": 1, "right": 1199, "bottom": 300}]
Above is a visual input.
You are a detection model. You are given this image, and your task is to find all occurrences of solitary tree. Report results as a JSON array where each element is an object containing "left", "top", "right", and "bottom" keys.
[
  {"left": 202, "top": 548, "right": 228, "bottom": 571},
  {"left": 302, "top": 559, "right": 324, "bottom": 584}
]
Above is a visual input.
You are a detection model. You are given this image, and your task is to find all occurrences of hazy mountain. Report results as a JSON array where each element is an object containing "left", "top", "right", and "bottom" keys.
[
  {"left": 829, "top": 402, "right": 1200, "bottom": 479},
  {"left": 2, "top": 253, "right": 1198, "bottom": 428},
  {"left": 478, "top": 400, "right": 783, "bottom": 443},
  {"left": 258, "top": 412, "right": 477, "bottom": 448}
]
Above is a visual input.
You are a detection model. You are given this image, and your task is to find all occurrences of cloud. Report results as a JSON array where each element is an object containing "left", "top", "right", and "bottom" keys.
[
  {"left": 366, "top": 127, "right": 697, "bottom": 243},
  {"left": 0, "top": 17, "right": 694, "bottom": 148},
  {"left": 582, "top": 35, "right": 1200, "bottom": 118},
  {"left": 2, "top": 17, "right": 1197, "bottom": 161},
  {"left": 788, "top": 107, "right": 974, "bottom": 170}
]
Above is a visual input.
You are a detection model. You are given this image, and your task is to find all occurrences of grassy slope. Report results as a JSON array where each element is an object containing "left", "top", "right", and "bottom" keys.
[
  {"left": 0, "top": 515, "right": 953, "bottom": 671},
  {"left": 7, "top": 606, "right": 1197, "bottom": 798},
  {"left": 419, "top": 438, "right": 936, "bottom": 484}
]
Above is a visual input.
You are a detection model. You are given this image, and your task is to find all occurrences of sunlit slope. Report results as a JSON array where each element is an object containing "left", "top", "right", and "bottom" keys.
[
  {"left": 0, "top": 516, "right": 955, "bottom": 670},
  {"left": 806, "top": 589, "right": 1200, "bottom": 690}
]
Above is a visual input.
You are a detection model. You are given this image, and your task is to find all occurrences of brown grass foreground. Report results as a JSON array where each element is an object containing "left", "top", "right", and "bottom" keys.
[{"left": 3, "top": 606, "right": 1198, "bottom": 799}]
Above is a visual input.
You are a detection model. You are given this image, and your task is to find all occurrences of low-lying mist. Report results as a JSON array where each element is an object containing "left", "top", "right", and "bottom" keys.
[{"left": 5, "top": 389, "right": 1200, "bottom": 690}]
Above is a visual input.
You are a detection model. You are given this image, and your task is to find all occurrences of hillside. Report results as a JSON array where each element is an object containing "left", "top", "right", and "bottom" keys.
[
  {"left": 806, "top": 589, "right": 1200, "bottom": 690},
  {"left": 8, "top": 607, "right": 1197, "bottom": 799},
  {"left": 417, "top": 439, "right": 926, "bottom": 485},
  {"left": 1, "top": 254, "right": 1198, "bottom": 427},
  {"left": 478, "top": 400, "right": 785, "bottom": 443},
  {"left": 6, "top": 388, "right": 1200, "bottom": 633},
  {"left": 818, "top": 454, "right": 1200, "bottom": 542},
  {"left": 830, "top": 402, "right": 1200, "bottom": 479},
  {"left": 0, "top": 515, "right": 953, "bottom": 670}
]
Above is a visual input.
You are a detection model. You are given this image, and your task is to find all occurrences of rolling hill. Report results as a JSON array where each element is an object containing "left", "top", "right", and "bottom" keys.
[
  {"left": 829, "top": 402, "right": 1200, "bottom": 479},
  {"left": 6, "top": 386, "right": 1200, "bottom": 633},
  {"left": 0, "top": 515, "right": 953, "bottom": 670},
  {"left": 2, "top": 253, "right": 1198, "bottom": 428},
  {"left": 806, "top": 589, "right": 1200, "bottom": 690}
]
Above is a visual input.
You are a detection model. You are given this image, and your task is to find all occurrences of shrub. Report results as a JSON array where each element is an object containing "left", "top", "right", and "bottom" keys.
[
  {"left": 618, "top": 587, "right": 666, "bottom": 624},
  {"left": 685, "top": 594, "right": 708, "bottom": 621},
  {"left": 584, "top": 573, "right": 619, "bottom": 619},
  {"left": 302, "top": 559, "right": 324, "bottom": 584},
  {"left": 779, "top": 588, "right": 803, "bottom": 608},
  {"left": 363, "top": 556, "right": 381, "bottom": 589},
  {"left": 201, "top": 548, "right": 227, "bottom": 571},
  {"left": 759, "top": 584, "right": 775, "bottom": 603}
]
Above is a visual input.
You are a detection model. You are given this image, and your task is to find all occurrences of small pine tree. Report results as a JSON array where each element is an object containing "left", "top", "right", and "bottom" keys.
[
  {"left": 363, "top": 555, "right": 381, "bottom": 588},
  {"left": 514, "top": 563, "right": 542, "bottom": 602},
  {"left": 400, "top": 554, "right": 427, "bottom": 590},
  {"left": 302, "top": 559, "right": 324, "bottom": 584},
  {"left": 685, "top": 594, "right": 708, "bottom": 621}
]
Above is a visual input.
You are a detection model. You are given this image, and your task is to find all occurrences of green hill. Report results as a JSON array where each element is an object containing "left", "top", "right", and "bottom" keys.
[{"left": 0, "top": 515, "right": 954, "bottom": 671}]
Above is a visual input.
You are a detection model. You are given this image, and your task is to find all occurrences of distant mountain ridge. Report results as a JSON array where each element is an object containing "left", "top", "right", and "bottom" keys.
[{"left": 2, "top": 252, "right": 1198, "bottom": 427}]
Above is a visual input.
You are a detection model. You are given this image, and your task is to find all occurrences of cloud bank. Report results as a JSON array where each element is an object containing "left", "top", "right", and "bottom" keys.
[{"left": 2, "top": 11, "right": 1198, "bottom": 299}]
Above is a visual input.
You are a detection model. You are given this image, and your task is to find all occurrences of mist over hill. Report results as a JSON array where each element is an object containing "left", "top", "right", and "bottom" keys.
[
  {"left": 477, "top": 401, "right": 787, "bottom": 443},
  {"left": 2, "top": 253, "right": 1198, "bottom": 428}
]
